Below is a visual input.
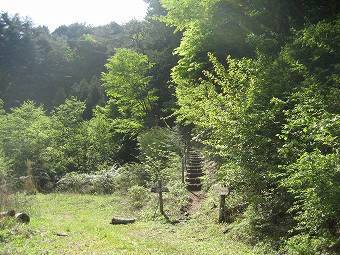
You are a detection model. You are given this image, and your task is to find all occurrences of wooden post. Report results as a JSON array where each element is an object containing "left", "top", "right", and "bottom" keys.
[
  {"left": 219, "top": 194, "right": 226, "bottom": 223},
  {"left": 181, "top": 157, "right": 185, "bottom": 184},
  {"left": 151, "top": 179, "right": 169, "bottom": 215},
  {"left": 181, "top": 144, "right": 187, "bottom": 184},
  {"left": 219, "top": 186, "right": 230, "bottom": 223},
  {"left": 158, "top": 179, "right": 164, "bottom": 214}
]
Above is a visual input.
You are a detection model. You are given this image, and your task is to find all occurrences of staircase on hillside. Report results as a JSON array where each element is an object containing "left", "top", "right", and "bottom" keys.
[{"left": 185, "top": 149, "right": 204, "bottom": 192}]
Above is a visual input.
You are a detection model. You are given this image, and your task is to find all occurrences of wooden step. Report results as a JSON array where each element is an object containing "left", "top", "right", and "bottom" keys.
[
  {"left": 185, "top": 148, "right": 204, "bottom": 192},
  {"left": 186, "top": 171, "right": 202, "bottom": 176},
  {"left": 189, "top": 160, "right": 202, "bottom": 166},
  {"left": 187, "top": 165, "right": 202, "bottom": 171},
  {"left": 187, "top": 184, "right": 202, "bottom": 191},
  {"left": 186, "top": 178, "right": 201, "bottom": 184},
  {"left": 188, "top": 155, "right": 202, "bottom": 158},
  {"left": 186, "top": 172, "right": 203, "bottom": 178}
]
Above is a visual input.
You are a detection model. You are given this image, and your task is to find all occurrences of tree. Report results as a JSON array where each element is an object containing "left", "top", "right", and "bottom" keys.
[
  {"left": 0, "top": 13, "right": 35, "bottom": 108},
  {"left": 48, "top": 97, "right": 88, "bottom": 173},
  {"left": 0, "top": 101, "right": 52, "bottom": 189},
  {"left": 138, "top": 126, "right": 183, "bottom": 182},
  {"left": 101, "top": 48, "right": 158, "bottom": 134},
  {"left": 276, "top": 18, "right": 340, "bottom": 253},
  {"left": 142, "top": 1, "right": 182, "bottom": 122},
  {"left": 70, "top": 75, "right": 106, "bottom": 119},
  {"left": 85, "top": 110, "right": 122, "bottom": 169},
  {"left": 157, "top": 0, "right": 339, "bottom": 252}
]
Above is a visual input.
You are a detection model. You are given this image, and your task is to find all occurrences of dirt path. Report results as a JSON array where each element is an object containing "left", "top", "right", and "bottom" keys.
[{"left": 186, "top": 191, "right": 206, "bottom": 216}]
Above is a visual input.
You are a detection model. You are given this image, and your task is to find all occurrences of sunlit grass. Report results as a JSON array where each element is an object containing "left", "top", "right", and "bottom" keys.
[{"left": 0, "top": 193, "right": 266, "bottom": 254}]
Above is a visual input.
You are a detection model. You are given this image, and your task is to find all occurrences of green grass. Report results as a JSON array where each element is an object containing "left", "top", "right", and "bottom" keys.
[{"left": 0, "top": 193, "right": 267, "bottom": 254}]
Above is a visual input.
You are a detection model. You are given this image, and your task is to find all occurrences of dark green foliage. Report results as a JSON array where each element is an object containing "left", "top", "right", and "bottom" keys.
[
  {"left": 0, "top": 10, "right": 179, "bottom": 117},
  {"left": 275, "top": 19, "right": 340, "bottom": 253},
  {"left": 282, "top": 152, "right": 340, "bottom": 254},
  {"left": 70, "top": 76, "right": 106, "bottom": 119}
]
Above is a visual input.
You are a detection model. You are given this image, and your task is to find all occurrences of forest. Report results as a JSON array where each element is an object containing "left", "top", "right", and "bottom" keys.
[{"left": 0, "top": 0, "right": 339, "bottom": 254}]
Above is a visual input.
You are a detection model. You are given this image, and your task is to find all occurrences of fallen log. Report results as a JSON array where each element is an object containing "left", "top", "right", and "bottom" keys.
[
  {"left": 110, "top": 217, "right": 135, "bottom": 225},
  {"left": 1, "top": 211, "right": 30, "bottom": 223},
  {"left": 15, "top": 213, "right": 30, "bottom": 223},
  {"left": 0, "top": 210, "right": 16, "bottom": 218},
  {"left": 55, "top": 233, "right": 68, "bottom": 237}
]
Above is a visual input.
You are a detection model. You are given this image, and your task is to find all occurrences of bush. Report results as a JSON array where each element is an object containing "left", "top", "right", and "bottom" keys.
[
  {"left": 136, "top": 180, "right": 191, "bottom": 221},
  {"left": 110, "top": 163, "right": 150, "bottom": 191},
  {"left": 127, "top": 185, "right": 151, "bottom": 209},
  {"left": 286, "top": 234, "right": 339, "bottom": 255},
  {"left": 163, "top": 180, "right": 191, "bottom": 219},
  {"left": 56, "top": 165, "right": 119, "bottom": 194},
  {"left": 281, "top": 151, "right": 340, "bottom": 254},
  {"left": 0, "top": 148, "right": 14, "bottom": 212}
]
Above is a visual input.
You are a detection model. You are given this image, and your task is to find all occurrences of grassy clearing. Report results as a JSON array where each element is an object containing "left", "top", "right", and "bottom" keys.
[{"left": 1, "top": 193, "right": 266, "bottom": 255}]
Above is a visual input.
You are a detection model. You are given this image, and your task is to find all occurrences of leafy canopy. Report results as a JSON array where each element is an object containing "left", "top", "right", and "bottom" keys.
[{"left": 101, "top": 48, "right": 158, "bottom": 133}]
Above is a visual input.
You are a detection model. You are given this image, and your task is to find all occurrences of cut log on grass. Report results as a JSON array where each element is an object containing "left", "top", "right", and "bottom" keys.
[
  {"left": 15, "top": 213, "right": 30, "bottom": 223},
  {"left": 110, "top": 217, "right": 135, "bottom": 225},
  {"left": 55, "top": 233, "right": 68, "bottom": 237},
  {"left": 0, "top": 210, "right": 16, "bottom": 218}
]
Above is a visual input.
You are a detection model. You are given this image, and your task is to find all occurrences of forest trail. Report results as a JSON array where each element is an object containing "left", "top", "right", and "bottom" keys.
[{"left": 187, "top": 191, "right": 206, "bottom": 216}]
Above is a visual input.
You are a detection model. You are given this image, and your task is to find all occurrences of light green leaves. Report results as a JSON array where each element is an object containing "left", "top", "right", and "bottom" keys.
[{"left": 101, "top": 49, "right": 158, "bottom": 133}]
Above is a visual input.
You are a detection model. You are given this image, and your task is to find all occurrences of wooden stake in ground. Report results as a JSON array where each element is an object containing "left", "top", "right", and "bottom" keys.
[
  {"left": 25, "top": 159, "right": 37, "bottom": 194},
  {"left": 219, "top": 187, "right": 230, "bottom": 223},
  {"left": 151, "top": 179, "right": 169, "bottom": 215}
]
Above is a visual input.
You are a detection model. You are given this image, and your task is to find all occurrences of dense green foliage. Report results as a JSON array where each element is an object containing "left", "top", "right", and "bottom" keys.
[
  {"left": 0, "top": 98, "right": 122, "bottom": 190},
  {"left": 158, "top": 0, "right": 339, "bottom": 253},
  {"left": 0, "top": 1, "right": 339, "bottom": 254},
  {"left": 0, "top": 11, "right": 180, "bottom": 116},
  {"left": 101, "top": 48, "right": 158, "bottom": 133}
]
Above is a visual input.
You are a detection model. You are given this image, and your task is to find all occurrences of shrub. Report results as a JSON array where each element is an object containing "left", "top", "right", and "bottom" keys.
[
  {"left": 286, "top": 234, "right": 339, "bottom": 255},
  {"left": 162, "top": 180, "right": 190, "bottom": 219},
  {"left": 24, "top": 160, "right": 37, "bottom": 195},
  {"left": 0, "top": 148, "right": 14, "bottom": 212},
  {"left": 137, "top": 180, "right": 190, "bottom": 221},
  {"left": 110, "top": 163, "right": 150, "bottom": 191},
  {"left": 127, "top": 185, "right": 151, "bottom": 209},
  {"left": 282, "top": 151, "right": 340, "bottom": 254},
  {"left": 56, "top": 165, "right": 119, "bottom": 194}
]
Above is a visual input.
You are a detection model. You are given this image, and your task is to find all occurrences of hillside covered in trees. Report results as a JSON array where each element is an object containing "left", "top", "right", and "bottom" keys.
[{"left": 1, "top": 0, "right": 339, "bottom": 254}]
